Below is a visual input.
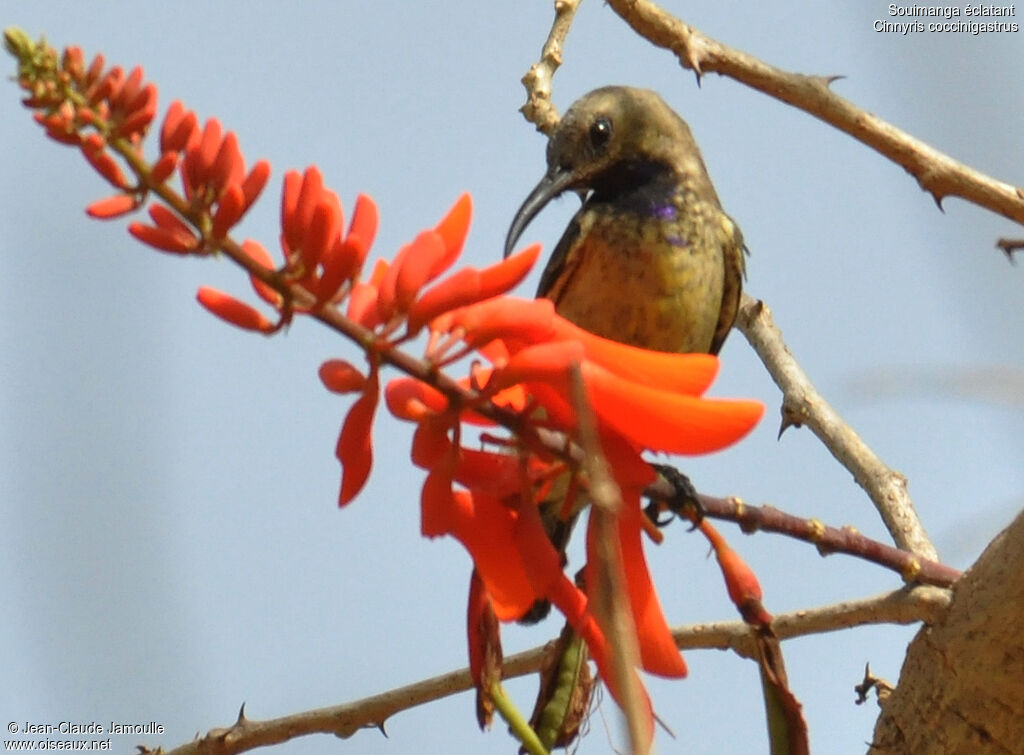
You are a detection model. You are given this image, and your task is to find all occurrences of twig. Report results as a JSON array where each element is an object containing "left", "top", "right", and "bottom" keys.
[
  {"left": 673, "top": 586, "right": 951, "bottom": 659},
  {"left": 605, "top": 0, "right": 1024, "bottom": 229},
  {"left": 735, "top": 295, "right": 938, "bottom": 561},
  {"left": 530, "top": 425, "right": 956, "bottom": 586},
  {"left": 145, "top": 586, "right": 949, "bottom": 755},
  {"left": 690, "top": 491, "right": 960, "bottom": 588},
  {"left": 568, "top": 363, "right": 650, "bottom": 753},
  {"left": 519, "top": 0, "right": 583, "bottom": 136}
]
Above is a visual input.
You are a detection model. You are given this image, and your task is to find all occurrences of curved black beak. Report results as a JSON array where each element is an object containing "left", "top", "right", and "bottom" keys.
[{"left": 503, "top": 165, "right": 576, "bottom": 258}]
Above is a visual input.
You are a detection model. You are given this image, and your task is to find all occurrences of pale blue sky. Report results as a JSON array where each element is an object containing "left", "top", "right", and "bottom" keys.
[{"left": 2, "top": 3, "right": 1022, "bottom": 753}]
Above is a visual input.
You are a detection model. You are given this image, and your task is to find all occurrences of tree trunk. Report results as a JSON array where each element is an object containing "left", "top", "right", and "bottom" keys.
[{"left": 870, "top": 509, "right": 1024, "bottom": 754}]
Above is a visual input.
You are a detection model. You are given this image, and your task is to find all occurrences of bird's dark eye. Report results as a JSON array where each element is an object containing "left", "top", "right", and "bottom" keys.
[{"left": 588, "top": 116, "right": 612, "bottom": 149}]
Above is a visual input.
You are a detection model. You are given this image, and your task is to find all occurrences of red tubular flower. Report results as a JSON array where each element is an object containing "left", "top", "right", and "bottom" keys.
[
  {"left": 128, "top": 220, "right": 196, "bottom": 254},
  {"left": 149, "top": 150, "right": 179, "bottom": 184},
  {"left": 110, "top": 65, "right": 142, "bottom": 110},
  {"left": 35, "top": 108, "right": 80, "bottom": 145},
  {"left": 579, "top": 360, "right": 763, "bottom": 454},
  {"left": 185, "top": 118, "right": 223, "bottom": 195},
  {"left": 211, "top": 184, "right": 245, "bottom": 239},
  {"left": 585, "top": 497, "right": 687, "bottom": 678},
  {"left": 333, "top": 193, "right": 378, "bottom": 282},
  {"left": 405, "top": 245, "right": 541, "bottom": 335},
  {"left": 451, "top": 446, "right": 532, "bottom": 500},
  {"left": 281, "top": 167, "right": 324, "bottom": 254},
  {"left": 385, "top": 377, "right": 448, "bottom": 421},
  {"left": 319, "top": 359, "right": 367, "bottom": 394},
  {"left": 335, "top": 368, "right": 380, "bottom": 506},
  {"left": 148, "top": 203, "right": 192, "bottom": 236},
  {"left": 160, "top": 101, "right": 200, "bottom": 154},
  {"left": 211, "top": 131, "right": 245, "bottom": 194},
  {"left": 348, "top": 194, "right": 379, "bottom": 252},
  {"left": 111, "top": 84, "right": 156, "bottom": 140},
  {"left": 61, "top": 46, "right": 84, "bottom": 79},
  {"left": 304, "top": 200, "right": 343, "bottom": 274},
  {"left": 86, "top": 194, "right": 140, "bottom": 219},
  {"left": 346, "top": 280, "right": 384, "bottom": 329},
  {"left": 431, "top": 193, "right": 472, "bottom": 277},
  {"left": 442, "top": 489, "right": 538, "bottom": 620},
  {"left": 410, "top": 419, "right": 451, "bottom": 469},
  {"left": 377, "top": 231, "right": 448, "bottom": 320},
  {"left": 421, "top": 448, "right": 458, "bottom": 538},
  {"left": 85, "top": 64, "right": 121, "bottom": 106},
  {"left": 240, "top": 160, "right": 271, "bottom": 215},
  {"left": 79, "top": 133, "right": 130, "bottom": 189},
  {"left": 437, "top": 297, "right": 560, "bottom": 351},
  {"left": 195, "top": 286, "right": 274, "bottom": 332},
  {"left": 700, "top": 520, "right": 772, "bottom": 626}
]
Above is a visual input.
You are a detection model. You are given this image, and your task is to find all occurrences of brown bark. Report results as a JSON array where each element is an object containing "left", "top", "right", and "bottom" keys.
[{"left": 870, "top": 510, "right": 1024, "bottom": 755}]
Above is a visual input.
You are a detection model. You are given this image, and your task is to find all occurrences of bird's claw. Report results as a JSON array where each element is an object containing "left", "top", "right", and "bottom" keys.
[{"left": 650, "top": 464, "right": 704, "bottom": 530}]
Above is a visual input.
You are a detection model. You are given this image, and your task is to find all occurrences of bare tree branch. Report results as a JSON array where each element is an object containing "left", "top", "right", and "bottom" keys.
[
  {"left": 673, "top": 585, "right": 952, "bottom": 659},
  {"left": 519, "top": 0, "right": 582, "bottom": 136},
  {"left": 736, "top": 295, "right": 938, "bottom": 561},
  {"left": 605, "top": 0, "right": 1024, "bottom": 229},
  {"left": 683, "top": 491, "right": 959, "bottom": 588},
  {"left": 144, "top": 587, "right": 949, "bottom": 755}
]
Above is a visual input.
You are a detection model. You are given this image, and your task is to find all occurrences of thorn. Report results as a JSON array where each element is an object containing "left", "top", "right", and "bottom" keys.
[
  {"left": 854, "top": 663, "right": 874, "bottom": 705},
  {"left": 682, "top": 40, "right": 703, "bottom": 85},
  {"left": 854, "top": 662, "right": 894, "bottom": 706},
  {"left": 236, "top": 702, "right": 248, "bottom": 725},
  {"left": 377, "top": 721, "right": 388, "bottom": 738},
  {"left": 996, "top": 238, "right": 1022, "bottom": 264},
  {"left": 931, "top": 192, "right": 945, "bottom": 212},
  {"left": 778, "top": 404, "right": 802, "bottom": 439},
  {"left": 824, "top": 74, "right": 846, "bottom": 87}
]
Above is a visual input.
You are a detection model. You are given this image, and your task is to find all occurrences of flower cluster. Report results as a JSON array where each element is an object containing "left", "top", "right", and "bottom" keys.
[
  {"left": 380, "top": 291, "right": 763, "bottom": 722},
  {"left": 10, "top": 30, "right": 767, "bottom": 748}
]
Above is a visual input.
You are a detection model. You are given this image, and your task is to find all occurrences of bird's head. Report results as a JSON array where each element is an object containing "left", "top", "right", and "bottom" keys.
[{"left": 504, "top": 86, "right": 712, "bottom": 257}]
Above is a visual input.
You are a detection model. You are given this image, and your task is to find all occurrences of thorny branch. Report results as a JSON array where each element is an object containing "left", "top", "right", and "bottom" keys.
[
  {"left": 735, "top": 296, "right": 938, "bottom": 561},
  {"left": 604, "top": 0, "right": 1024, "bottom": 229},
  {"left": 145, "top": 587, "right": 950, "bottom": 755}
]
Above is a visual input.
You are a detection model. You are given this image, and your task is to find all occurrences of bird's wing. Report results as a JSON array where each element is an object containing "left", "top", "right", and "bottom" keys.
[
  {"left": 709, "top": 213, "right": 745, "bottom": 356},
  {"left": 536, "top": 211, "right": 585, "bottom": 301}
]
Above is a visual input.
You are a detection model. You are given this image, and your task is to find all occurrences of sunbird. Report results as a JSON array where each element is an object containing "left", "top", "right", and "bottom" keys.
[{"left": 505, "top": 86, "right": 747, "bottom": 622}]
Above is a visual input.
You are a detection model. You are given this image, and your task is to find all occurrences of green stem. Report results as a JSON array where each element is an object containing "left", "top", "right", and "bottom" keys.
[{"left": 490, "top": 682, "right": 548, "bottom": 755}]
